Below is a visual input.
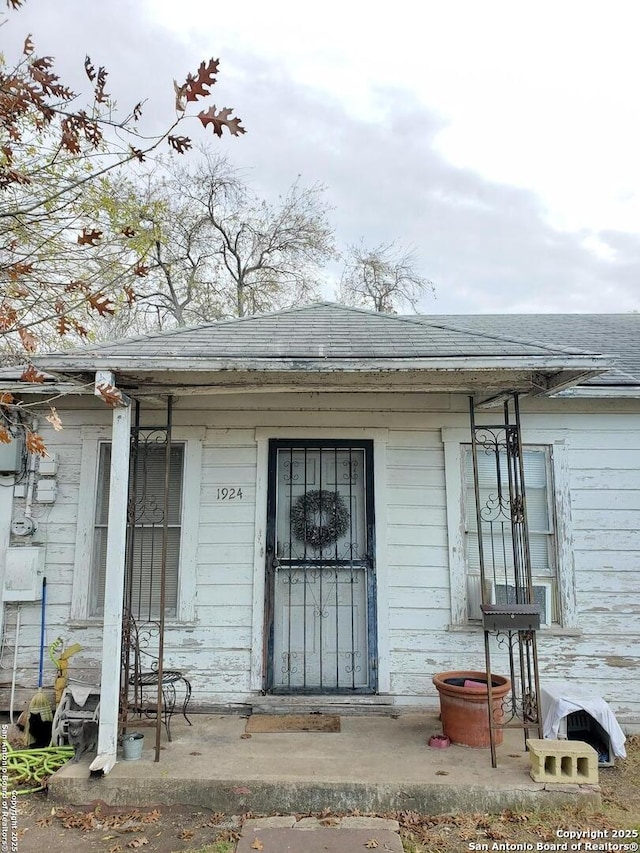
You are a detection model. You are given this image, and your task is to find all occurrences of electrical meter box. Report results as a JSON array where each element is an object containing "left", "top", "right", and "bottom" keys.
[
  {"left": 4, "top": 547, "right": 44, "bottom": 601},
  {"left": 36, "top": 478, "right": 57, "bottom": 503},
  {"left": 38, "top": 453, "right": 58, "bottom": 476},
  {"left": 0, "top": 434, "right": 24, "bottom": 476}
]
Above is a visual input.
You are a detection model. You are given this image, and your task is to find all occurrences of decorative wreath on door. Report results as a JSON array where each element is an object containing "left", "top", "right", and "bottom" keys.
[{"left": 290, "top": 489, "right": 350, "bottom": 550}]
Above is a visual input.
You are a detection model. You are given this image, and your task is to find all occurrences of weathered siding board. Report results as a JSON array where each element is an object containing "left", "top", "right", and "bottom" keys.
[
  {"left": 389, "top": 588, "right": 450, "bottom": 610},
  {"left": 570, "top": 448, "right": 640, "bottom": 468},
  {"left": 573, "top": 530, "right": 640, "bottom": 550},
  {"left": 571, "top": 490, "right": 640, "bottom": 510},
  {"left": 571, "top": 469, "right": 639, "bottom": 489},
  {"left": 196, "top": 544, "right": 254, "bottom": 566},
  {"left": 195, "top": 584, "right": 253, "bottom": 607},
  {"left": 573, "top": 550, "right": 639, "bottom": 571},
  {"left": 573, "top": 509, "right": 639, "bottom": 530},
  {"left": 387, "top": 506, "right": 448, "bottom": 528},
  {"left": 389, "top": 608, "right": 451, "bottom": 632},
  {"left": 198, "top": 523, "right": 256, "bottom": 546},
  {"left": 578, "top": 572, "right": 639, "bottom": 593},
  {"left": 387, "top": 544, "right": 449, "bottom": 567}
]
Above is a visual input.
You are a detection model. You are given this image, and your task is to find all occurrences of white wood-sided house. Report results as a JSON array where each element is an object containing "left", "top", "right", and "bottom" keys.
[{"left": 1, "top": 304, "right": 639, "bottom": 761}]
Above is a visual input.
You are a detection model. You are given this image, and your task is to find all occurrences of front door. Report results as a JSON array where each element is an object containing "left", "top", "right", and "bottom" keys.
[{"left": 265, "top": 440, "right": 376, "bottom": 693}]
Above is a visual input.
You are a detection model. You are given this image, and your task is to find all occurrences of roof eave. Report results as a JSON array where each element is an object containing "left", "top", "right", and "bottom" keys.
[
  {"left": 33, "top": 354, "right": 610, "bottom": 374},
  {"left": 554, "top": 385, "right": 640, "bottom": 399}
]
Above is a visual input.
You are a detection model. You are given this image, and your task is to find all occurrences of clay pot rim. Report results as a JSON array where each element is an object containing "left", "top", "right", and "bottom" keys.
[{"left": 432, "top": 670, "right": 511, "bottom": 697}]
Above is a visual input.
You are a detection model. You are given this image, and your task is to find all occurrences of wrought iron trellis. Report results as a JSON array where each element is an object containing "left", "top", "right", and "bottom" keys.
[
  {"left": 469, "top": 394, "right": 543, "bottom": 768},
  {"left": 120, "top": 396, "right": 174, "bottom": 762}
]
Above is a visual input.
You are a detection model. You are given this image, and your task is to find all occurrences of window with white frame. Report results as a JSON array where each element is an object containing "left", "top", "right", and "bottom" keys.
[
  {"left": 463, "top": 445, "right": 559, "bottom": 625},
  {"left": 91, "top": 441, "right": 185, "bottom": 617}
]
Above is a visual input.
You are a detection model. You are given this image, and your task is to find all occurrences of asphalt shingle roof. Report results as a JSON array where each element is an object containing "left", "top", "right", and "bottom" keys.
[
  {"left": 40, "top": 303, "right": 605, "bottom": 362},
  {"left": 425, "top": 314, "right": 640, "bottom": 385}
]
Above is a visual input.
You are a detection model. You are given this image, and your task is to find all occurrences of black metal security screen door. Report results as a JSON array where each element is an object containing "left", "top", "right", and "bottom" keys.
[{"left": 265, "top": 440, "right": 377, "bottom": 694}]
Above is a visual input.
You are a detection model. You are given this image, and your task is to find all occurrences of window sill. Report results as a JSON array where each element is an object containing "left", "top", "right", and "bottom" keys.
[
  {"left": 67, "top": 618, "right": 198, "bottom": 629},
  {"left": 446, "top": 623, "right": 583, "bottom": 638}
]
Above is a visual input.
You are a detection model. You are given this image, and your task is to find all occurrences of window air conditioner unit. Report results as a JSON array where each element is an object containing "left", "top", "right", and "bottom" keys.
[{"left": 467, "top": 576, "right": 553, "bottom": 626}]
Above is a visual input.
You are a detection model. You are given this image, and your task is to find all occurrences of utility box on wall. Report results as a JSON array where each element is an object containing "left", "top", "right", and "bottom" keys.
[
  {"left": 3, "top": 547, "right": 44, "bottom": 601},
  {"left": 0, "top": 434, "right": 24, "bottom": 476}
]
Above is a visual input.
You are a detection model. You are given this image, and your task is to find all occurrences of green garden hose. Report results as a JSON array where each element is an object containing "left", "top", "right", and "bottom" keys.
[{"left": 1, "top": 741, "right": 74, "bottom": 794}]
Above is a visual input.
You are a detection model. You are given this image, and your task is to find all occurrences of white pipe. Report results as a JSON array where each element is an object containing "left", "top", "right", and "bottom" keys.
[
  {"left": 24, "top": 445, "right": 38, "bottom": 521},
  {"left": 9, "top": 607, "right": 20, "bottom": 725}
]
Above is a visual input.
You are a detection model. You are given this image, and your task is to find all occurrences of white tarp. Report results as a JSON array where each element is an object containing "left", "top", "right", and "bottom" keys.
[{"left": 541, "top": 683, "right": 627, "bottom": 759}]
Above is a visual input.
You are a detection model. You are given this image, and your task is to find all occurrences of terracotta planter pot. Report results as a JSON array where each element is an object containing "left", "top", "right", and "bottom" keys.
[{"left": 432, "top": 670, "right": 511, "bottom": 748}]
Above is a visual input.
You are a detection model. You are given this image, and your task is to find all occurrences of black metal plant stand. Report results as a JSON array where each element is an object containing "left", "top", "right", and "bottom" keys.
[
  {"left": 119, "top": 396, "right": 175, "bottom": 762},
  {"left": 469, "top": 394, "right": 543, "bottom": 768}
]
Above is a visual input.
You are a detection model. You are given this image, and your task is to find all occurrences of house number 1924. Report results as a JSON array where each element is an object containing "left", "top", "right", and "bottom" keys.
[{"left": 216, "top": 487, "right": 243, "bottom": 500}]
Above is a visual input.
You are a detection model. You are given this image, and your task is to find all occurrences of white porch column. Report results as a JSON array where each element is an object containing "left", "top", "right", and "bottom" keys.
[
  {"left": 96, "top": 401, "right": 131, "bottom": 760},
  {"left": 0, "top": 475, "right": 13, "bottom": 659}
]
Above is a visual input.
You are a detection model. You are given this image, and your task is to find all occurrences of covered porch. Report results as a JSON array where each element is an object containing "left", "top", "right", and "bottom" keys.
[{"left": 31, "top": 304, "right": 612, "bottom": 771}]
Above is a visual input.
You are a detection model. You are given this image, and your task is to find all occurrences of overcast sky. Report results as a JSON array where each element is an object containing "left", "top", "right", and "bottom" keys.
[{"left": 7, "top": 0, "right": 640, "bottom": 314}]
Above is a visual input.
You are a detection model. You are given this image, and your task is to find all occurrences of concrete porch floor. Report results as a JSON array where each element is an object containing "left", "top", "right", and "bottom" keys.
[{"left": 49, "top": 711, "right": 601, "bottom": 815}]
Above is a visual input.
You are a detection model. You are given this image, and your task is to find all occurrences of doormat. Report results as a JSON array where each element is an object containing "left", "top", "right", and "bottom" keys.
[{"left": 245, "top": 714, "right": 341, "bottom": 733}]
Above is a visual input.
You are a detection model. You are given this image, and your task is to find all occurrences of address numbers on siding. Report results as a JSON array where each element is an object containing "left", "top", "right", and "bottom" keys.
[{"left": 216, "top": 487, "right": 243, "bottom": 500}]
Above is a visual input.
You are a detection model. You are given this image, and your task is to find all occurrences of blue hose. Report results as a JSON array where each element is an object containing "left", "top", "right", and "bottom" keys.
[{"left": 38, "top": 577, "right": 46, "bottom": 688}]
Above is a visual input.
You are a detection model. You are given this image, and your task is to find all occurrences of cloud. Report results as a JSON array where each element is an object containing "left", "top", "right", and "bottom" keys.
[
  {"left": 219, "top": 56, "right": 639, "bottom": 313},
  {"left": 6, "top": 0, "right": 639, "bottom": 315}
]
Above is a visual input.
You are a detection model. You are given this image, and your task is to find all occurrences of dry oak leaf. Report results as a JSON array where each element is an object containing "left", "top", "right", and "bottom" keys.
[
  {"left": 0, "top": 303, "right": 18, "bottom": 330},
  {"left": 127, "top": 839, "right": 149, "bottom": 849},
  {"left": 88, "top": 293, "right": 115, "bottom": 316},
  {"left": 84, "top": 55, "right": 96, "bottom": 81},
  {"left": 61, "top": 128, "right": 81, "bottom": 154},
  {"left": 57, "top": 316, "right": 72, "bottom": 336},
  {"left": 250, "top": 840, "right": 264, "bottom": 851},
  {"left": 132, "top": 263, "right": 149, "bottom": 277},
  {"left": 121, "top": 227, "right": 135, "bottom": 238},
  {"left": 167, "top": 135, "right": 192, "bottom": 154},
  {"left": 18, "top": 327, "right": 37, "bottom": 352},
  {"left": 0, "top": 168, "right": 31, "bottom": 187},
  {"left": 96, "top": 383, "right": 124, "bottom": 408},
  {"left": 198, "top": 105, "right": 246, "bottom": 138},
  {"left": 364, "top": 841, "right": 379, "bottom": 849},
  {"left": 183, "top": 58, "right": 219, "bottom": 102},
  {"left": 178, "top": 829, "right": 194, "bottom": 840},
  {"left": 130, "top": 146, "right": 145, "bottom": 162},
  {"left": 0, "top": 428, "right": 12, "bottom": 445},
  {"left": 45, "top": 407, "right": 63, "bottom": 431},
  {"left": 173, "top": 79, "right": 187, "bottom": 112},
  {"left": 20, "top": 364, "right": 46, "bottom": 383},
  {"left": 124, "top": 285, "right": 136, "bottom": 306},
  {"left": 8, "top": 261, "right": 34, "bottom": 280},
  {"left": 94, "top": 66, "right": 109, "bottom": 103},
  {"left": 77, "top": 228, "right": 102, "bottom": 246},
  {"left": 65, "top": 280, "right": 89, "bottom": 293},
  {"left": 25, "top": 430, "right": 47, "bottom": 457},
  {"left": 0, "top": 392, "right": 14, "bottom": 405},
  {"left": 23, "top": 34, "right": 34, "bottom": 55}
]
